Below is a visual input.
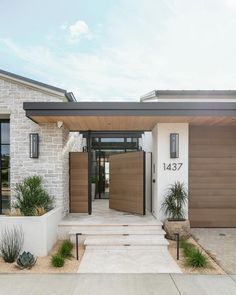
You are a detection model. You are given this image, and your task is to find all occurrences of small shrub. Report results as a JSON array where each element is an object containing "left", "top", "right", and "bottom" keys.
[
  {"left": 14, "top": 175, "right": 53, "bottom": 216},
  {"left": 58, "top": 240, "right": 73, "bottom": 259},
  {"left": 51, "top": 254, "right": 65, "bottom": 268},
  {"left": 0, "top": 225, "right": 24, "bottom": 263},
  {"left": 161, "top": 182, "right": 187, "bottom": 220},
  {"left": 16, "top": 251, "right": 37, "bottom": 269},
  {"left": 186, "top": 249, "right": 207, "bottom": 268},
  {"left": 180, "top": 239, "right": 195, "bottom": 257}
]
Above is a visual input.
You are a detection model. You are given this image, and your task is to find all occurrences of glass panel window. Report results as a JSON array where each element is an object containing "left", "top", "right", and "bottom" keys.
[
  {"left": 100, "top": 138, "right": 124, "bottom": 143},
  {"left": 1, "top": 123, "right": 10, "bottom": 144},
  {"left": 0, "top": 121, "right": 10, "bottom": 214}
]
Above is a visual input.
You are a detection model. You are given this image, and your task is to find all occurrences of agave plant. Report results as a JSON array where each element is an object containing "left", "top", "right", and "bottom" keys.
[
  {"left": 161, "top": 181, "right": 187, "bottom": 220},
  {"left": 16, "top": 251, "right": 37, "bottom": 269}
]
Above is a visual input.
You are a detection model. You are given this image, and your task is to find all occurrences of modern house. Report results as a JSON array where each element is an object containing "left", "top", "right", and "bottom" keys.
[{"left": 1, "top": 68, "right": 236, "bottom": 232}]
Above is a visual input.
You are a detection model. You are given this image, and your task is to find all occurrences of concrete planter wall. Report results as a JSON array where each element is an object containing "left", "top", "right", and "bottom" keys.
[{"left": 0, "top": 207, "right": 62, "bottom": 256}]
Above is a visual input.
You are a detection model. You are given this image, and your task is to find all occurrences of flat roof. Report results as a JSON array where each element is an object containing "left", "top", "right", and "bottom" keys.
[{"left": 23, "top": 101, "right": 236, "bottom": 131}]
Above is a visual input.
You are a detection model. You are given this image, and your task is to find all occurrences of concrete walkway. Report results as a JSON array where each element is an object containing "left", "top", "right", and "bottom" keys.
[
  {"left": 192, "top": 228, "right": 236, "bottom": 274},
  {"left": 0, "top": 274, "right": 236, "bottom": 295},
  {"left": 78, "top": 248, "right": 181, "bottom": 273}
]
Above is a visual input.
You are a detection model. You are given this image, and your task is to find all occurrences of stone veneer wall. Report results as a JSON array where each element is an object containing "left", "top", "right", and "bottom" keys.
[{"left": 0, "top": 77, "right": 82, "bottom": 216}]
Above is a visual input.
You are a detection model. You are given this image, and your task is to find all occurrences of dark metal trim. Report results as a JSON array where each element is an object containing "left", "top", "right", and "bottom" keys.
[
  {"left": 23, "top": 101, "right": 236, "bottom": 119},
  {"left": 23, "top": 101, "right": 236, "bottom": 110},
  {"left": 0, "top": 120, "right": 10, "bottom": 215},
  {"left": 87, "top": 131, "right": 92, "bottom": 215},
  {"left": 80, "top": 131, "right": 143, "bottom": 138},
  {"left": 149, "top": 152, "right": 153, "bottom": 213},
  {"left": 0, "top": 69, "right": 75, "bottom": 102}
]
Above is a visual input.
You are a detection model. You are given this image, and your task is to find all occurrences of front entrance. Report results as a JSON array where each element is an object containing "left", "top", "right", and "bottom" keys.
[{"left": 69, "top": 132, "right": 146, "bottom": 215}]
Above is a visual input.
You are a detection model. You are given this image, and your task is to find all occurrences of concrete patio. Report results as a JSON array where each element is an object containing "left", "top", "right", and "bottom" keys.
[{"left": 0, "top": 274, "right": 236, "bottom": 295}]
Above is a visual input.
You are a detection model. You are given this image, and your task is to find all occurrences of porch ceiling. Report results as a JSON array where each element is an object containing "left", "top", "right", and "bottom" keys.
[{"left": 23, "top": 102, "right": 236, "bottom": 131}]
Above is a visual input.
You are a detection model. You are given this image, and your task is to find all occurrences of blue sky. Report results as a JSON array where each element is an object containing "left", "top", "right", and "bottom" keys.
[{"left": 0, "top": 0, "right": 236, "bottom": 101}]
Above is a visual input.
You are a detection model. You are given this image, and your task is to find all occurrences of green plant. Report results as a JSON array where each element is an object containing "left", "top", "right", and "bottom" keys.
[
  {"left": 91, "top": 176, "right": 97, "bottom": 183},
  {"left": 58, "top": 240, "right": 73, "bottom": 259},
  {"left": 16, "top": 251, "right": 37, "bottom": 269},
  {"left": 13, "top": 175, "right": 53, "bottom": 216},
  {"left": 180, "top": 239, "right": 196, "bottom": 257},
  {"left": 161, "top": 181, "right": 187, "bottom": 220},
  {"left": 186, "top": 249, "right": 207, "bottom": 268},
  {"left": 51, "top": 254, "right": 65, "bottom": 267},
  {"left": 0, "top": 225, "right": 24, "bottom": 263}
]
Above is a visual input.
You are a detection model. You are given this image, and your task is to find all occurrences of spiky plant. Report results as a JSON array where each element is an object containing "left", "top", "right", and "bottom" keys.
[
  {"left": 161, "top": 181, "right": 187, "bottom": 220},
  {"left": 0, "top": 225, "right": 24, "bottom": 263},
  {"left": 16, "top": 251, "right": 37, "bottom": 269},
  {"left": 13, "top": 175, "right": 53, "bottom": 216}
]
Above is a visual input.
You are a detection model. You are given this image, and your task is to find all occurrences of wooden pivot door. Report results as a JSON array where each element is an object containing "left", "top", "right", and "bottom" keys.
[
  {"left": 109, "top": 151, "right": 145, "bottom": 215},
  {"left": 70, "top": 152, "right": 89, "bottom": 213}
]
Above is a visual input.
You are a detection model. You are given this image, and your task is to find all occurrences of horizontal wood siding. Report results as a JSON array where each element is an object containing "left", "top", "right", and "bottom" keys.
[
  {"left": 70, "top": 152, "right": 88, "bottom": 213},
  {"left": 109, "top": 151, "right": 145, "bottom": 215},
  {"left": 189, "top": 126, "right": 236, "bottom": 227}
]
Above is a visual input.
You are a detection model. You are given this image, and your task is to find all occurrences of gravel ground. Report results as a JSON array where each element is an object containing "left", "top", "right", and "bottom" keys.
[
  {"left": 0, "top": 241, "right": 85, "bottom": 273},
  {"left": 168, "top": 236, "right": 225, "bottom": 274}
]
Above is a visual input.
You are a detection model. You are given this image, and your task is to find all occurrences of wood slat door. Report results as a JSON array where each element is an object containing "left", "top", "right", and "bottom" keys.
[
  {"left": 109, "top": 151, "right": 145, "bottom": 215},
  {"left": 189, "top": 126, "right": 236, "bottom": 227},
  {"left": 69, "top": 152, "right": 88, "bottom": 213}
]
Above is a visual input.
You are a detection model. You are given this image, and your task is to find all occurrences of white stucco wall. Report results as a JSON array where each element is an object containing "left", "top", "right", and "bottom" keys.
[
  {"left": 0, "top": 207, "right": 62, "bottom": 256},
  {"left": 151, "top": 123, "right": 189, "bottom": 221}
]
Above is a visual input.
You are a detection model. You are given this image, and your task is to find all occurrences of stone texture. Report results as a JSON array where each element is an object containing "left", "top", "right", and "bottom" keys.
[
  {"left": 0, "top": 77, "right": 82, "bottom": 215},
  {"left": 164, "top": 219, "right": 191, "bottom": 240}
]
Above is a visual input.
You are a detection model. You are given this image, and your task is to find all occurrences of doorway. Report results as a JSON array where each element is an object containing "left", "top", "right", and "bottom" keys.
[
  {"left": 69, "top": 132, "right": 147, "bottom": 215},
  {"left": 90, "top": 134, "right": 142, "bottom": 200}
]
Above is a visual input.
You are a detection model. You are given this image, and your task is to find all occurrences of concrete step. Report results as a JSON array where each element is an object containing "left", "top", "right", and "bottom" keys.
[
  {"left": 84, "top": 235, "right": 169, "bottom": 247},
  {"left": 69, "top": 225, "right": 164, "bottom": 235},
  {"left": 85, "top": 245, "right": 168, "bottom": 250},
  {"left": 59, "top": 224, "right": 163, "bottom": 240}
]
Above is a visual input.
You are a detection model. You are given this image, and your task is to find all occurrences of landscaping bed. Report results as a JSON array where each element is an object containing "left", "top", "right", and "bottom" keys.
[
  {"left": 168, "top": 236, "right": 225, "bottom": 274},
  {"left": 0, "top": 240, "right": 85, "bottom": 273}
]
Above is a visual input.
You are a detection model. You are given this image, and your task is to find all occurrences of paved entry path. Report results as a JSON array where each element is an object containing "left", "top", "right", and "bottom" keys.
[
  {"left": 78, "top": 247, "right": 181, "bottom": 273},
  {"left": 0, "top": 274, "right": 236, "bottom": 295}
]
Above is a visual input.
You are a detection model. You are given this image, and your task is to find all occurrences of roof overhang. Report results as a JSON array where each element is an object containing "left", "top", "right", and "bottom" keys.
[
  {"left": 0, "top": 69, "right": 76, "bottom": 102},
  {"left": 23, "top": 101, "right": 236, "bottom": 131}
]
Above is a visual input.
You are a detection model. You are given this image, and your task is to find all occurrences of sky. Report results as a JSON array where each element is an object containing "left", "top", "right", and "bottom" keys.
[{"left": 0, "top": 0, "right": 236, "bottom": 101}]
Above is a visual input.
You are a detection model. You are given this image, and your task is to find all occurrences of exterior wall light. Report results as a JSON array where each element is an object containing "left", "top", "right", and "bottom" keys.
[
  {"left": 170, "top": 133, "right": 179, "bottom": 158},
  {"left": 30, "top": 133, "right": 39, "bottom": 158}
]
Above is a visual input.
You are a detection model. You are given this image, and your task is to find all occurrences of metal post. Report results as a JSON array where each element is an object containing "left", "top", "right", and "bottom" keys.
[
  {"left": 87, "top": 131, "right": 92, "bottom": 214},
  {"left": 174, "top": 233, "right": 180, "bottom": 260},
  {"left": 76, "top": 233, "right": 82, "bottom": 260}
]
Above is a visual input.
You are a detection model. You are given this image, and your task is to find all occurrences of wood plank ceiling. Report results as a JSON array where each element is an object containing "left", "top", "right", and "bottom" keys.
[{"left": 31, "top": 115, "right": 236, "bottom": 131}]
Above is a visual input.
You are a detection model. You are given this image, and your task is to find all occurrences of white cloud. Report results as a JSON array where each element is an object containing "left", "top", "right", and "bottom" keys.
[
  {"left": 2, "top": 0, "right": 236, "bottom": 101},
  {"left": 68, "top": 20, "right": 90, "bottom": 43},
  {"left": 60, "top": 23, "right": 68, "bottom": 30}
]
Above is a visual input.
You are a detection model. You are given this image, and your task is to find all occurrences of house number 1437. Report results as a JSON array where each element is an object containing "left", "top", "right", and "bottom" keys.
[{"left": 163, "top": 163, "right": 183, "bottom": 171}]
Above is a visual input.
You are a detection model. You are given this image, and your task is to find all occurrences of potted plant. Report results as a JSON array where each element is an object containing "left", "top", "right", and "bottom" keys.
[
  {"left": 161, "top": 181, "right": 190, "bottom": 240},
  {"left": 91, "top": 176, "right": 97, "bottom": 200}
]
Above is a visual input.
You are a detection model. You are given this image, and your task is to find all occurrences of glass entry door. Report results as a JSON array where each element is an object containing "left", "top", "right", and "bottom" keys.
[{"left": 90, "top": 136, "right": 141, "bottom": 200}]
